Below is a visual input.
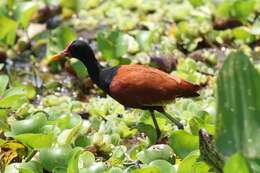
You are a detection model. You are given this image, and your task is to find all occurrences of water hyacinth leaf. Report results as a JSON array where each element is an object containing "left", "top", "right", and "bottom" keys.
[
  {"left": 0, "top": 75, "right": 9, "bottom": 96},
  {"left": 57, "top": 115, "right": 82, "bottom": 145},
  {"left": 4, "top": 163, "right": 20, "bottom": 173},
  {"left": 177, "top": 150, "right": 210, "bottom": 173},
  {"left": 15, "top": 2, "right": 38, "bottom": 28},
  {"left": 131, "top": 166, "right": 161, "bottom": 173},
  {"left": 0, "top": 95, "right": 28, "bottom": 110},
  {"left": 15, "top": 133, "right": 54, "bottom": 148},
  {"left": 80, "top": 162, "right": 107, "bottom": 173},
  {"left": 97, "top": 30, "right": 128, "bottom": 61},
  {"left": 108, "top": 167, "right": 124, "bottom": 173},
  {"left": 2, "top": 87, "right": 27, "bottom": 97},
  {"left": 60, "top": 0, "right": 80, "bottom": 12},
  {"left": 0, "top": 16, "right": 17, "bottom": 45},
  {"left": 136, "top": 30, "right": 159, "bottom": 52},
  {"left": 79, "top": 151, "right": 95, "bottom": 167},
  {"left": 189, "top": 0, "right": 206, "bottom": 7},
  {"left": 14, "top": 83, "right": 36, "bottom": 99},
  {"left": 108, "top": 146, "right": 126, "bottom": 165},
  {"left": 67, "top": 147, "right": 82, "bottom": 173},
  {"left": 47, "top": 26, "right": 77, "bottom": 55},
  {"left": 215, "top": 0, "right": 255, "bottom": 21},
  {"left": 250, "top": 20, "right": 260, "bottom": 35},
  {"left": 169, "top": 130, "right": 199, "bottom": 159},
  {"left": 137, "top": 144, "right": 173, "bottom": 164},
  {"left": 249, "top": 159, "right": 260, "bottom": 173},
  {"left": 0, "top": 110, "right": 8, "bottom": 130},
  {"left": 149, "top": 160, "right": 176, "bottom": 173},
  {"left": 39, "top": 145, "right": 73, "bottom": 171},
  {"left": 18, "top": 161, "right": 43, "bottom": 173},
  {"left": 69, "top": 58, "right": 88, "bottom": 79},
  {"left": 216, "top": 52, "right": 260, "bottom": 158},
  {"left": 224, "top": 153, "right": 251, "bottom": 173},
  {"left": 10, "top": 112, "right": 47, "bottom": 135},
  {"left": 232, "top": 0, "right": 255, "bottom": 21},
  {"left": 137, "top": 123, "right": 157, "bottom": 145}
]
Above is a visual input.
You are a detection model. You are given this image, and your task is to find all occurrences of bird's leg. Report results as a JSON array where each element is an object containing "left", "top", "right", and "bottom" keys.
[
  {"left": 161, "top": 111, "right": 184, "bottom": 129},
  {"left": 149, "top": 110, "right": 161, "bottom": 140}
]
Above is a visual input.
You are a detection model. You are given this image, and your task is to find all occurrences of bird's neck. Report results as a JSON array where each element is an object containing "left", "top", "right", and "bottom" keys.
[{"left": 78, "top": 55, "right": 103, "bottom": 85}]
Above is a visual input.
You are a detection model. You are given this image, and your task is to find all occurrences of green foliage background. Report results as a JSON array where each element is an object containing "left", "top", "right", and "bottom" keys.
[{"left": 0, "top": 0, "right": 260, "bottom": 173}]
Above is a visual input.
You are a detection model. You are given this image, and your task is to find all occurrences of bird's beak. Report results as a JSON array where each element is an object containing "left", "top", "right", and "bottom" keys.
[{"left": 49, "top": 49, "right": 70, "bottom": 63}]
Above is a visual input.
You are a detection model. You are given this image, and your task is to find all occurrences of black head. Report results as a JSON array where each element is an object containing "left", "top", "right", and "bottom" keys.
[{"left": 65, "top": 40, "right": 95, "bottom": 59}]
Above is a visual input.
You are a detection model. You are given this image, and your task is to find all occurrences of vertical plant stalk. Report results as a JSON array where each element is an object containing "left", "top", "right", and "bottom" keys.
[{"left": 199, "top": 129, "right": 224, "bottom": 173}]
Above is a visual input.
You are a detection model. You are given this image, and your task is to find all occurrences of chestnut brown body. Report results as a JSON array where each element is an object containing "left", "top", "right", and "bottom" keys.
[{"left": 109, "top": 64, "right": 200, "bottom": 109}]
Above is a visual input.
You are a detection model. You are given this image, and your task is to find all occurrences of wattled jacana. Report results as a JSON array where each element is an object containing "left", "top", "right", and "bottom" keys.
[{"left": 49, "top": 40, "right": 203, "bottom": 139}]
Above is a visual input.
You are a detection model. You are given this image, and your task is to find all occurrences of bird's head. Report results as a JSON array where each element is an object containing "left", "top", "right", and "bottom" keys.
[{"left": 49, "top": 40, "right": 94, "bottom": 62}]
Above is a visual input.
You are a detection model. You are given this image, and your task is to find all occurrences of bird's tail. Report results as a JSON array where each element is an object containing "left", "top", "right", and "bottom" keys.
[{"left": 178, "top": 76, "right": 211, "bottom": 98}]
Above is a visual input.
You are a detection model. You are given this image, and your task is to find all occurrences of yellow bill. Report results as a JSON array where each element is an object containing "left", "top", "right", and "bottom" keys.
[{"left": 50, "top": 53, "right": 62, "bottom": 62}]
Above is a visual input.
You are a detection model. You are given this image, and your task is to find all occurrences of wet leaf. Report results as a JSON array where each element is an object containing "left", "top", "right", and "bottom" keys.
[
  {"left": 0, "top": 75, "right": 9, "bottom": 96},
  {"left": 15, "top": 133, "right": 54, "bottom": 148},
  {"left": 149, "top": 160, "right": 176, "bottom": 173},
  {"left": 224, "top": 153, "right": 251, "bottom": 173},
  {"left": 67, "top": 147, "right": 82, "bottom": 173},
  {"left": 177, "top": 151, "right": 210, "bottom": 173},
  {"left": 216, "top": 52, "right": 260, "bottom": 159},
  {"left": 131, "top": 166, "right": 161, "bottom": 173},
  {"left": 15, "top": 2, "right": 38, "bottom": 28},
  {"left": 0, "top": 16, "right": 17, "bottom": 45},
  {"left": 169, "top": 130, "right": 199, "bottom": 159},
  {"left": 97, "top": 30, "right": 128, "bottom": 61},
  {"left": 137, "top": 123, "right": 157, "bottom": 145}
]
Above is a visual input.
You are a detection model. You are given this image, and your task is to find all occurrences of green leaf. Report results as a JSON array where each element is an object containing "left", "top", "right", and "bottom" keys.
[
  {"left": 10, "top": 112, "right": 47, "bottom": 135},
  {"left": 137, "top": 123, "right": 157, "bottom": 145},
  {"left": 108, "top": 146, "right": 126, "bottom": 165},
  {"left": 131, "top": 166, "right": 161, "bottom": 173},
  {"left": 69, "top": 58, "right": 88, "bottom": 79},
  {"left": 136, "top": 30, "right": 159, "bottom": 52},
  {"left": 67, "top": 147, "right": 82, "bottom": 173},
  {"left": 79, "top": 151, "right": 95, "bottom": 167},
  {"left": 177, "top": 150, "right": 210, "bottom": 173},
  {"left": 57, "top": 115, "right": 82, "bottom": 145},
  {"left": 108, "top": 167, "right": 124, "bottom": 173},
  {"left": 0, "top": 109, "right": 8, "bottom": 130},
  {"left": 137, "top": 144, "right": 173, "bottom": 164},
  {"left": 15, "top": 2, "right": 38, "bottom": 28},
  {"left": 149, "top": 160, "right": 176, "bottom": 173},
  {"left": 0, "top": 75, "right": 9, "bottom": 96},
  {"left": 216, "top": 52, "right": 260, "bottom": 159},
  {"left": 188, "top": 0, "right": 207, "bottom": 7},
  {"left": 249, "top": 159, "right": 260, "bottom": 173},
  {"left": 224, "top": 153, "right": 251, "bottom": 173},
  {"left": 18, "top": 161, "right": 43, "bottom": 173},
  {"left": 250, "top": 20, "right": 260, "bottom": 35},
  {"left": 0, "top": 95, "right": 28, "bottom": 110},
  {"left": 169, "top": 130, "right": 199, "bottom": 159},
  {"left": 47, "top": 26, "right": 77, "bottom": 55},
  {"left": 39, "top": 145, "right": 73, "bottom": 171},
  {"left": 0, "top": 16, "right": 17, "bottom": 45},
  {"left": 15, "top": 133, "right": 54, "bottom": 148},
  {"left": 216, "top": 0, "right": 255, "bottom": 21},
  {"left": 2, "top": 87, "right": 26, "bottom": 97},
  {"left": 97, "top": 30, "right": 128, "bottom": 61},
  {"left": 14, "top": 83, "right": 36, "bottom": 99},
  {"left": 60, "top": 0, "right": 80, "bottom": 12},
  {"left": 4, "top": 163, "right": 20, "bottom": 173},
  {"left": 232, "top": 0, "right": 255, "bottom": 21}
]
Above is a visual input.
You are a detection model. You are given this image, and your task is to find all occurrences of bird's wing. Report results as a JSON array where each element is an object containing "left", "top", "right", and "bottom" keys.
[{"left": 109, "top": 64, "right": 200, "bottom": 108}]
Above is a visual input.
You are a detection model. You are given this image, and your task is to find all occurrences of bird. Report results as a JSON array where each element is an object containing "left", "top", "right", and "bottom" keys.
[{"left": 49, "top": 40, "right": 203, "bottom": 140}]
